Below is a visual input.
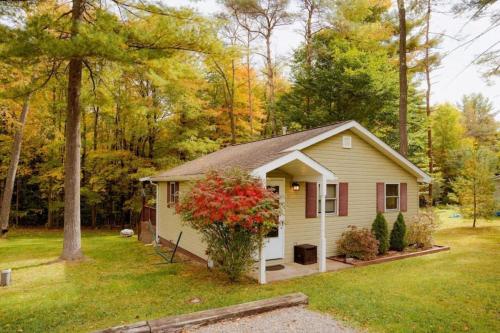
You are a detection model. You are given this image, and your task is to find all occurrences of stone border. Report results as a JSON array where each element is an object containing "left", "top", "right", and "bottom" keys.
[
  {"left": 95, "top": 292, "right": 308, "bottom": 333},
  {"left": 329, "top": 245, "right": 450, "bottom": 267}
]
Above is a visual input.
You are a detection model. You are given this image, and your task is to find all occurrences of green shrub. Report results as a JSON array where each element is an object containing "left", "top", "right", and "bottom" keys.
[
  {"left": 390, "top": 212, "right": 407, "bottom": 251},
  {"left": 371, "top": 213, "right": 389, "bottom": 254},
  {"left": 407, "top": 211, "right": 438, "bottom": 249},
  {"left": 204, "top": 223, "right": 258, "bottom": 281},
  {"left": 337, "top": 226, "right": 379, "bottom": 261}
]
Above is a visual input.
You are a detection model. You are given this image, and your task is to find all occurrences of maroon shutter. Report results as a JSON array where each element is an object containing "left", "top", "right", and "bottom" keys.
[
  {"left": 338, "top": 182, "right": 348, "bottom": 216},
  {"left": 305, "top": 182, "right": 317, "bottom": 218},
  {"left": 376, "top": 182, "right": 385, "bottom": 213},
  {"left": 400, "top": 183, "right": 407, "bottom": 212},
  {"left": 166, "top": 182, "right": 171, "bottom": 208}
]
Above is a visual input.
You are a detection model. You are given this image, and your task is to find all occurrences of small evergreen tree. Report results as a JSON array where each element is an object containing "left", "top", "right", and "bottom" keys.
[
  {"left": 371, "top": 213, "right": 389, "bottom": 254},
  {"left": 390, "top": 213, "right": 407, "bottom": 251}
]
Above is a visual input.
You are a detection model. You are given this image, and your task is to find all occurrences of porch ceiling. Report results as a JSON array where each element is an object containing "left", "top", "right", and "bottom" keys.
[
  {"left": 278, "top": 159, "right": 323, "bottom": 178},
  {"left": 252, "top": 150, "right": 336, "bottom": 181}
]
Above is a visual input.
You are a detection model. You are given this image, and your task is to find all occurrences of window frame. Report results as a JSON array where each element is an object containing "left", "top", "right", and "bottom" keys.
[
  {"left": 384, "top": 182, "right": 400, "bottom": 212},
  {"left": 317, "top": 182, "right": 338, "bottom": 216},
  {"left": 169, "top": 182, "right": 179, "bottom": 205}
]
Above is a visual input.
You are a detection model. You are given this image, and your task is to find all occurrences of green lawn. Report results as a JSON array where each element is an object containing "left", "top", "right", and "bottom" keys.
[{"left": 1, "top": 209, "right": 499, "bottom": 333}]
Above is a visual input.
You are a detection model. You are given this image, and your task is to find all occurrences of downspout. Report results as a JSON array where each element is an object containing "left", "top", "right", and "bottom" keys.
[{"left": 148, "top": 180, "right": 159, "bottom": 243}]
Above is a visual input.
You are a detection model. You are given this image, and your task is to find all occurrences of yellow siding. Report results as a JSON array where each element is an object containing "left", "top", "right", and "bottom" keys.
[
  {"left": 157, "top": 181, "right": 207, "bottom": 260},
  {"left": 282, "top": 130, "right": 419, "bottom": 262}
]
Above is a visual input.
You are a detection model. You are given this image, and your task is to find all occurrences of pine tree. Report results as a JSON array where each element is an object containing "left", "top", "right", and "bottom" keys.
[
  {"left": 372, "top": 213, "right": 389, "bottom": 254},
  {"left": 390, "top": 213, "right": 407, "bottom": 251}
]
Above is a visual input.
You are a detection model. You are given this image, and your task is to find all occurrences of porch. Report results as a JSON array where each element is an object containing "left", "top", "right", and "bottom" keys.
[
  {"left": 249, "top": 259, "right": 352, "bottom": 283},
  {"left": 252, "top": 150, "right": 337, "bottom": 284}
]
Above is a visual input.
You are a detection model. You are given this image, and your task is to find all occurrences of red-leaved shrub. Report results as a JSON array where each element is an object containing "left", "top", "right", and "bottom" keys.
[{"left": 176, "top": 169, "right": 279, "bottom": 281}]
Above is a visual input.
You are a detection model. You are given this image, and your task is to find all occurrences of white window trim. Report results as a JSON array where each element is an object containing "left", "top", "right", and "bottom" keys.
[
  {"left": 169, "top": 182, "right": 178, "bottom": 205},
  {"left": 318, "top": 181, "right": 339, "bottom": 216},
  {"left": 342, "top": 135, "right": 352, "bottom": 149},
  {"left": 384, "top": 182, "right": 400, "bottom": 212}
]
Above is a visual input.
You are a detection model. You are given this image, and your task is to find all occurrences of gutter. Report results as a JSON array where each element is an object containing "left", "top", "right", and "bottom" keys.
[{"left": 144, "top": 179, "right": 159, "bottom": 243}]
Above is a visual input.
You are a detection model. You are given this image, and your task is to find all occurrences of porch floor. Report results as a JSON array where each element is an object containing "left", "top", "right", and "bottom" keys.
[{"left": 250, "top": 259, "right": 352, "bottom": 283}]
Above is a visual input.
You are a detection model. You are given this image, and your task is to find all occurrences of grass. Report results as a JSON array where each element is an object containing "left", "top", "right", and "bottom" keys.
[{"left": 0, "top": 209, "right": 499, "bottom": 333}]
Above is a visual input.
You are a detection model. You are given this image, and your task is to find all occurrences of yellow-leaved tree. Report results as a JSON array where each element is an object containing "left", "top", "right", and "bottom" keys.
[{"left": 451, "top": 144, "right": 496, "bottom": 227}]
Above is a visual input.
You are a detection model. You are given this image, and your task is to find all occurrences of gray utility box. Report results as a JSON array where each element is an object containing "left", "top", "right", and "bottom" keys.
[{"left": 1, "top": 269, "right": 11, "bottom": 286}]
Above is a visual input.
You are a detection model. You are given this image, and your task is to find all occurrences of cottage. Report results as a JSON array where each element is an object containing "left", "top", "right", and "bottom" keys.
[{"left": 141, "top": 120, "right": 431, "bottom": 283}]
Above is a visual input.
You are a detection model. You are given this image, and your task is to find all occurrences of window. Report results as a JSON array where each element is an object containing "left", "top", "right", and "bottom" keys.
[
  {"left": 318, "top": 183, "right": 337, "bottom": 214},
  {"left": 385, "top": 183, "right": 399, "bottom": 211},
  {"left": 342, "top": 135, "right": 352, "bottom": 149},
  {"left": 169, "top": 182, "right": 179, "bottom": 205}
]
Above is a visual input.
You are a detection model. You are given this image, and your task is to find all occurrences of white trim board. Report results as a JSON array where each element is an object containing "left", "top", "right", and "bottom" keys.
[{"left": 281, "top": 120, "right": 431, "bottom": 183}]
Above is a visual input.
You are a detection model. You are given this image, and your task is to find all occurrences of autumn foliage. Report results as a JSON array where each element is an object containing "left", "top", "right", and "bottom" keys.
[{"left": 176, "top": 169, "right": 279, "bottom": 281}]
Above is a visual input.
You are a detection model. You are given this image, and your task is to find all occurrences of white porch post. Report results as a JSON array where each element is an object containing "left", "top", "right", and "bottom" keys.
[
  {"left": 258, "top": 173, "right": 267, "bottom": 284},
  {"left": 319, "top": 175, "right": 327, "bottom": 272}
]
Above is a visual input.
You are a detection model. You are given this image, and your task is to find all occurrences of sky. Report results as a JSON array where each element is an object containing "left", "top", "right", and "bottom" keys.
[{"left": 168, "top": 0, "right": 499, "bottom": 116}]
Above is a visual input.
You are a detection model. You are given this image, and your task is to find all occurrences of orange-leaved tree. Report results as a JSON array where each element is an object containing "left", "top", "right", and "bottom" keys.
[{"left": 176, "top": 168, "right": 279, "bottom": 281}]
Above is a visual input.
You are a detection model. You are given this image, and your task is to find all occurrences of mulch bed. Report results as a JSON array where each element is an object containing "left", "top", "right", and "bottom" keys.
[{"left": 328, "top": 245, "right": 450, "bottom": 267}]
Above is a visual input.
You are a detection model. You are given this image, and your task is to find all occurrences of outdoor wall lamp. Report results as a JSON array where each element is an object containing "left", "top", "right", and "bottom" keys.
[{"left": 291, "top": 182, "right": 300, "bottom": 191}]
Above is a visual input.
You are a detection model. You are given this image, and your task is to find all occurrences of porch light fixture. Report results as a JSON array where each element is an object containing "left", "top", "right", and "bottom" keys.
[{"left": 291, "top": 182, "right": 300, "bottom": 191}]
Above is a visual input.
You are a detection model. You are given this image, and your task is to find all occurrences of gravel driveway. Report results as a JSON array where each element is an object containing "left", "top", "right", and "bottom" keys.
[{"left": 189, "top": 306, "right": 359, "bottom": 333}]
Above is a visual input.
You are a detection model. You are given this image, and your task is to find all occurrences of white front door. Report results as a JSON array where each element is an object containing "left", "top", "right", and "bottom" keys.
[{"left": 264, "top": 179, "right": 285, "bottom": 260}]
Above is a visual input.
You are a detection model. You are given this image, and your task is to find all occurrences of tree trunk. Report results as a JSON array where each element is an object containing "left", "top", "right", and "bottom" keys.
[
  {"left": 93, "top": 106, "right": 99, "bottom": 151},
  {"left": 47, "top": 178, "right": 53, "bottom": 228},
  {"left": 61, "top": 0, "right": 84, "bottom": 260},
  {"left": 0, "top": 94, "right": 31, "bottom": 237},
  {"left": 265, "top": 34, "right": 276, "bottom": 136},
  {"left": 245, "top": 30, "right": 254, "bottom": 137},
  {"left": 304, "top": 0, "right": 315, "bottom": 117},
  {"left": 397, "top": 0, "right": 408, "bottom": 157},
  {"left": 472, "top": 178, "right": 477, "bottom": 228},
  {"left": 229, "top": 59, "right": 237, "bottom": 144},
  {"left": 15, "top": 178, "right": 20, "bottom": 227},
  {"left": 91, "top": 205, "right": 97, "bottom": 229},
  {"left": 81, "top": 105, "right": 87, "bottom": 184},
  {"left": 425, "top": 0, "right": 433, "bottom": 204}
]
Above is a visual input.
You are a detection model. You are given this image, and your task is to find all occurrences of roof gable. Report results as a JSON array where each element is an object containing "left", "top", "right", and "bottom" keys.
[
  {"left": 144, "top": 120, "right": 430, "bottom": 183},
  {"left": 282, "top": 121, "right": 431, "bottom": 183}
]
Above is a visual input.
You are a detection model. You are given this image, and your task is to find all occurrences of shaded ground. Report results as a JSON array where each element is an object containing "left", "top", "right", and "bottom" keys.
[
  {"left": 191, "top": 306, "right": 358, "bottom": 333},
  {"left": 0, "top": 208, "right": 499, "bottom": 333}
]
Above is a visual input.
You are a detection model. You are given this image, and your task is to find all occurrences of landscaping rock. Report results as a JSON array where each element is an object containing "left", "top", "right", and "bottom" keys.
[{"left": 120, "top": 229, "right": 134, "bottom": 237}]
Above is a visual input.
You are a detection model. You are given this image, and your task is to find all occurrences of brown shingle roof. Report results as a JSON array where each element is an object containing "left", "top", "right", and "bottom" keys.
[{"left": 151, "top": 121, "right": 349, "bottom": 179}]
